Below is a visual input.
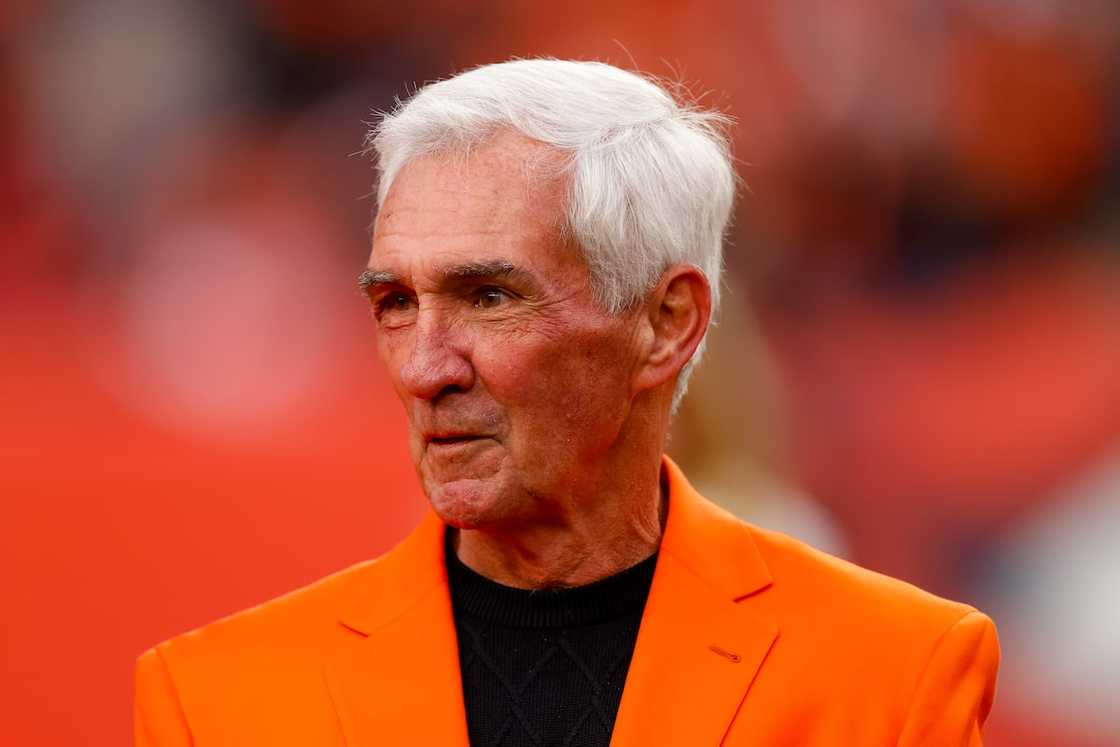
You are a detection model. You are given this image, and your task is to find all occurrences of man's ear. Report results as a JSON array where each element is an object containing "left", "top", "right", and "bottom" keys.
[{"left": 632, "top": 264, "right": 712, "bottom": 396}]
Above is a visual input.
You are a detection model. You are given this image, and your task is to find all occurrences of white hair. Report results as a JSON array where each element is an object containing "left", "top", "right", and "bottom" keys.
[{"left": 368, "top": 58, "right": 736, "bottom": 408}]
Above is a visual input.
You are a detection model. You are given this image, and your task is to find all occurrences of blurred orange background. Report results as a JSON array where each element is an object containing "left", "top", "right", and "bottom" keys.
[{"left": 2, "top": 1, "right": 1118, "bottom": 744}]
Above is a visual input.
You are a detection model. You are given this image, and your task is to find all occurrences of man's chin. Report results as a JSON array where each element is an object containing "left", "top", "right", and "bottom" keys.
[{"left": 423, "top": 477, "right": 507, "bottom": 530}]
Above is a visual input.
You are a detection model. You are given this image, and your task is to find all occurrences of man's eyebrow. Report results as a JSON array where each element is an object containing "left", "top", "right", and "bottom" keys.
[
  {"left": 357, "top": 260, "right": 538, "bottom": 297},
  {"left": 357, "top": 268, "right": 398, "bottom": 295},
  {"left": 443, "top": 260, "right": 541, "bottom": 293},
  {"left": 445, "top": 260, "right": 517, "bottom": 280}
]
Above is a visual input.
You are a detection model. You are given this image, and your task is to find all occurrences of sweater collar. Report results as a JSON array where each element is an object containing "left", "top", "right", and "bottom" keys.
[{"left": 445, "top": 537, "right": 658, "bottom": 628}]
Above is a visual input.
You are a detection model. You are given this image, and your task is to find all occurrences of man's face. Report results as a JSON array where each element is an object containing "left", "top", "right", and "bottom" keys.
[{"left": 365, "top": 133, "right": 645, "bottom": 529}]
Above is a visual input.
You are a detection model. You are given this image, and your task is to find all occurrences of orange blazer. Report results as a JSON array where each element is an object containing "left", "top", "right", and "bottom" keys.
[{"left": 134, "top": 458, "right": 999, "bottom": 745}]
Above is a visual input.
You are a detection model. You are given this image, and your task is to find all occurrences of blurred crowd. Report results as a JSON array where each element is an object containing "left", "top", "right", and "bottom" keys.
[{"left": 2, "top": 1, "right": 1118, "bottom": 744}]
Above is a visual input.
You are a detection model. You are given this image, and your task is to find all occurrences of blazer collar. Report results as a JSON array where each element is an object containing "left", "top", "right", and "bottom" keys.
[
  {"left": 656, "top": 456, "right": 773, "bottom": 600},
  {"left": 337, "top": 508, "right": 447, "bottom": 636},
  {"left": 326, "top": 509, "right": 470, "bottom": 746},
  {"left": 609, "top": 457, "right": 779, "bottom": 746},
  {"left": 326, "top": 456, "right": 779, "bottom": 746}
]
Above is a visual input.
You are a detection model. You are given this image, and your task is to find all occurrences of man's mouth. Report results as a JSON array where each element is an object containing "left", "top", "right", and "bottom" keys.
[{"left": 428, "top": 434, "right": 487, "bottom": 446}]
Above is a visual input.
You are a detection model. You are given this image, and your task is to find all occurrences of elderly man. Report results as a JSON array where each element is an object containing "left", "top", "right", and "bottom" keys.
[{"left": 134, "top": 59, "right": 999, "bottom": 746}]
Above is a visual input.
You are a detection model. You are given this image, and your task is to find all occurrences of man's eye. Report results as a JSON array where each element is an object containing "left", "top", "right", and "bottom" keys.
[
  {"left": 475, "top": 288, "right": 507, "bottom": 309},
  {"left": 377, "top": 293, "right": 415, "bottom": 316}
]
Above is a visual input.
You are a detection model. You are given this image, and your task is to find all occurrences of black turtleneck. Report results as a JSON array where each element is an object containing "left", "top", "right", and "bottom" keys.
[{"left": 446, "top": 540, "right": 658, "bottom": 747}]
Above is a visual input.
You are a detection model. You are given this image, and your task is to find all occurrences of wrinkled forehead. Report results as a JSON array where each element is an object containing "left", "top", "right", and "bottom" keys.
[{"left": 373, "top": 131, "right": 569, "bottom": 245}]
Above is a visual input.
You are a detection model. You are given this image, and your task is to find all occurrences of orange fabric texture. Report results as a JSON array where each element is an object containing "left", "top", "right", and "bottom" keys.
[{"left": 134, "top": 458, "right": 999, "bottom": 745}]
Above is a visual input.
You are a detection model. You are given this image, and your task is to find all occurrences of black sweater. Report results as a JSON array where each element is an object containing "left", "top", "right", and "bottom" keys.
[{"left": 446, "top": 543, "right": 658, "bottom": 747}]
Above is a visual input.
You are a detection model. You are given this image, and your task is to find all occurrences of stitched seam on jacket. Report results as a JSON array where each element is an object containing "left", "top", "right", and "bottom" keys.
[
  {"left": 895, "top": 608, "right": 982, "bottom": 746},
  {"left": 153, "top": 645, "right": 197, "bottom": 746}
]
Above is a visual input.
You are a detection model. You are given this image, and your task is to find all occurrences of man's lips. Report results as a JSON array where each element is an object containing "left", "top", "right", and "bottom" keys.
[{"left": 426, "top": 434, "right": 491, "bottom": 446}]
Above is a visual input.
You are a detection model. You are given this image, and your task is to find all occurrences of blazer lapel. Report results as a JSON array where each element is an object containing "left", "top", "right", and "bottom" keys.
[
  {"left": 609, "top": 458, "right": 779, "bottom": 746},
  {"left": 323, "top": 511, "right": 470, "bottom": 747}
]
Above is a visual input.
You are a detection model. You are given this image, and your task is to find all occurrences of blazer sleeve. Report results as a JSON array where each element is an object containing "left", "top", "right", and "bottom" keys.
[
  {"left": 134, "top": 647, "right": 193, "bottom": 747},
  {"left": 897, "top": 610, "right": 1001, "bottom": 747}
]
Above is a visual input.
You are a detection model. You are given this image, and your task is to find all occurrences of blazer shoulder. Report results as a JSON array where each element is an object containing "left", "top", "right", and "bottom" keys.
[
  {"left": 145, "top": 554, "right": 384, "bottom": 666},
  {"left": 745, "top": 522, "right": 983, "bottom": 632},
  {"left": 135, "top": 552, "right": 405, "bottom": 743},
  {"left": 739, "top": 521, "right": 998, "bottom": 726}
]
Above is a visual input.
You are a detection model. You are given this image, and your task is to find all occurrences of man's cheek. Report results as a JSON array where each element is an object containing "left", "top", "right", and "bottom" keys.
[
  {"left": 477, "top": 342, "right": 548, "bottom": 395},
  {"left": 375, "top": 338, "right": 409, "bottom": 391}
]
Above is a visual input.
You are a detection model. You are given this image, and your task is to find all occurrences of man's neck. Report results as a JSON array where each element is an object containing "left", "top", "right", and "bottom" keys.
[{"left": 449, "top": 462, "right": 667, "bottom": 590}]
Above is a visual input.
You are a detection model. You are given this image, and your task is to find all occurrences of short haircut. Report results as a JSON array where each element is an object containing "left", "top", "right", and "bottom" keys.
[{"left": 367, "top": 58, "right": 737, "bottom": 407}]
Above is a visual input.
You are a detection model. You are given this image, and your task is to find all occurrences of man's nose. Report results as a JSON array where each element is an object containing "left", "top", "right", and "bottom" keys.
[{"left": 398, "top": 313, "right": 475, "bottom": 400}]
